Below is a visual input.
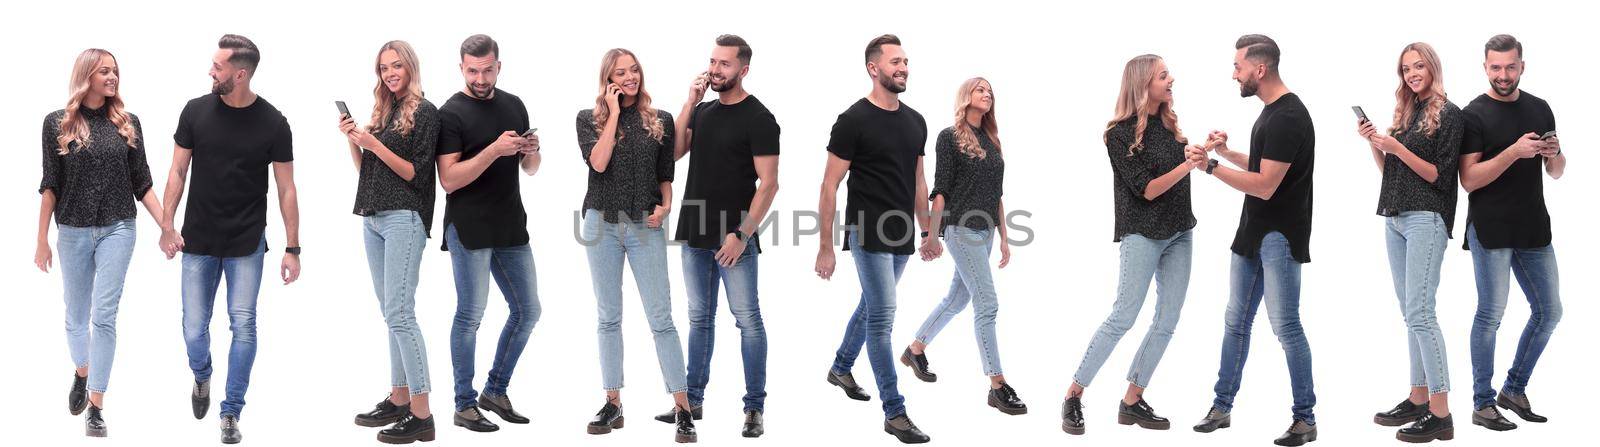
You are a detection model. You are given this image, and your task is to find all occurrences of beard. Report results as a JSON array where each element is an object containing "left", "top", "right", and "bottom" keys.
[
  {"left": 1491, "top": 77, "right": 1519, "bottom": 97},
  {"left": 710, "top": 73, "right": 740, "bottom": 93},
  {"left": 211, "top": 77, "right": 235, "bottom": 96},
  {"left": 878, "top": 70, "right": 907, "bottom": 93},
  {"left": 1238, "top": 77, "right": 1259, "bottom": 98},
  {"left": 466, "top": 81, "right": 495, "bottom": 99}
]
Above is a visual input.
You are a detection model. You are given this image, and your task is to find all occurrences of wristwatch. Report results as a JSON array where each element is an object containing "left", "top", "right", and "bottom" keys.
[
  {"left": 731, "top": 229, "right": 749, "bottom": 242},
  {"left": 920, "top": 231, "right": 931, "bottom": 238},
  {"left": 285, "top": 246, "right": 302, "bottom": 255},
  {"left": 1205, "top": 159, "right": 1219, "bottom": 175}
]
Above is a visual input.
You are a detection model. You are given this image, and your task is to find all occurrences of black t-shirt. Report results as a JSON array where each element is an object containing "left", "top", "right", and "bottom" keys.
[
  {"left": 827, "top": 98, "right": 927, "bottom": 255},
  {"left": 1460, "top": 91, "right": 1556, "bottom": 250},
  {"left": 674, "top": 95, "right": 780, "bottom": 250},
  {"left": 1231, "top": 93, "right": 1315, "bottom": 263},
  {"left": 173, "top": 94, "right": 293, "bottom": 258},
  {"left": 437, "top": 89, "right": 531, "bottom": 251}
]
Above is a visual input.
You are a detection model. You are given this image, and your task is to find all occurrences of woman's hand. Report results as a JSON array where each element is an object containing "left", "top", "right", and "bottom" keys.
[
  {"left": 646, "top": 204, "right": 669, "bottom": 228},
  {"left": 35, "top": 241, "right": 52, "bottom": 272},
  {"left": 919, "top": 233, "right": 943, "bottom": 261}
]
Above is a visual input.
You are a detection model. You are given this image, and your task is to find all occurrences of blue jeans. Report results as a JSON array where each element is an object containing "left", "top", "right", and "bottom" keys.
[
  {"left": 58, "top": 219, "right": 137, "bottom": 393},
  {"left": 363, "top": 210, "right": 430, "bottom": 395},
  {"left": 1385, "top": 211, "right": 1450, "bottom": 394},
  {"left": 182, "top": 237, "right": 266, "bottom": 419},
  {"left": 446, "top": 224, "right": 541, "bottom": 411},
  {"left": 1211, "top": 232, "right": 1316, "bottom": 423},
  {"left": 683, "top": 241, "right": 767, "bottom": 411},
  {"left": 831, "top": 231, "right": 910, "bottom": 419},
  {"left": 1073, "top": 230, "right": 1193, "bottom": 388},
  {"left": 580, "top": 209, "right": 687, "bottom": 393},
  {"left": 1467, "top": 224, "right": 1562, "bottom": 408},
  {"left": 912, "top": 226, "right": 1005, "bottom": 376}
]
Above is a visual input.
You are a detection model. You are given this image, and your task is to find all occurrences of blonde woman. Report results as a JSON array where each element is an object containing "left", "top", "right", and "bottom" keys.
[
  {"left": 898, "top": 77, "right": 1024, "bottom": 415},
  {"left": 574, "top": 48, "right": 694, "bottom": 443},
  {"left": 1061, "top": 54, "right": 1198, "bottom": 436},
  {"left": 36, "top": 48, "right": 163, "bottom": 438},
  {"left": 1356, "top": 42, "right": 1462, "bottom": 443},
  {"left": 337, "top": 40, "right": 440, "bottom": 444}
]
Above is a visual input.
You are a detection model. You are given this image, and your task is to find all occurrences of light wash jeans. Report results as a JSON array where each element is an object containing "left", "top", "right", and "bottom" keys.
[
  {"left": 580, "top": 209, "right": 687, "bottom": 393},
  {"left": 911, "top": 226, "right": 1006, "bottom": 376},
  {"left": 363, "top": 210, "right": 430, "bottom": 395},
  {"left": 182, "top": 237, "right": 265, "bottom": 419},
  {"left": 1466, "top": 224, "right": 1562, "bottom": 408},
  {"left": 1072, "top": 230, "right": 1192, "bottom": 388},
  {"left": 445, "top": 224, "right": 541, "bottom": 411},
  {"left": 58, "top": 219, "right": 137, "bottom": 393},
  {"left": 1384, "top": 211, "right": 1450, "bottom": 394}
]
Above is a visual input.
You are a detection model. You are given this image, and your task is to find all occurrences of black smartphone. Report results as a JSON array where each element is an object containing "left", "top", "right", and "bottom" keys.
[
  {"left": 335, "top": 101, "right": 351, "bottom": 119},
  {"left": 1352, "top": 106, "right": 1368, "bottom": 123},
  {"left": 1539, "top": 130, "right": 1558, "bottom": 140}
]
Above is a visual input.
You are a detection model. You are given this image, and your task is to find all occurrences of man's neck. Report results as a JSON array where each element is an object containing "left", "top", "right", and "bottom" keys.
[
  {"left": 717, "top": 85, "right": 750, "bottom": 105},
  {"left": 462, "top": 87, "right": 495, "bottom": 100},
  {"left": 867, "top": 87, "right": 899, "bottom": 111},
  {"left": 220, "top": 88, "right": 258, "bottom": 109},
  {"left": 1487, "top": 88, "right": 1521, "bottom": 103},
  {"left": 1257, "top": 79, "right": 1289, "bottom": 106}
]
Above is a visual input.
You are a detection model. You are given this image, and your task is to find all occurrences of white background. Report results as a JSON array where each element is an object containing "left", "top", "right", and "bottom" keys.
[{"left": 0, "top": 0, "right": 1591, "bottom": 446}]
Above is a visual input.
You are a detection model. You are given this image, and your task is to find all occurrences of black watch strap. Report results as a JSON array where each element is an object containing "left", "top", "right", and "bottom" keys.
[
  {"left": 1205, "top": 159, "right": 1219, "bottom": 175},
  {"left": 285, "top": 246, "right": 302, "bottom": 255}
]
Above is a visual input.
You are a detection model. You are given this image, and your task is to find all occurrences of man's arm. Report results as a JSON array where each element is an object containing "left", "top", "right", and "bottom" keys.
[
  {"left": 273, "top": 161, "right": 301, "bottom": 285},
  {"left": 158, "top": 145, "right": 193, "bottom": 258},
  {"left": 1213, "top": 158, "right": 1292, "bottom": 200}
]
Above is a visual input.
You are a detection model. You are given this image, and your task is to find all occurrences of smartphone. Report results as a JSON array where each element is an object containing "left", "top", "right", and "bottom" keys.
[
  {"left": 520, "top": 128, "right": 538, "bottom": 138},
  {"left": 1352, "top": 106, "right": 1368, "bottom": 123},
  {"left": 335, "top": 100, "right": 351, "bottom": 119},
  {"left": 1539, "top": 130, "right": 1558, "bottom": 140}
]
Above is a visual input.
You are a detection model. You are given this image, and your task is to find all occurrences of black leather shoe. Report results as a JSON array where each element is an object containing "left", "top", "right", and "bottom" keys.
[
  {"left": 378, "top": 413, "right": 436, "bottom": 444},
  {"left": 1472, "top": 405, "right": 1517, "bottom": 431},
  {"left": 85, "top": 405, "right": 106, "bottom": 437},
  {"left": 479, "top": 393, "right": 530, "bottom": 424},
  {"left": 884, "top": 414, "right": 930, "bottom": 444},
  {"left": 1397, "top": 412, "right": 1453, "bottom": 443},
  {"left": 356, "top": 397, "right": 410, "bottom": 427},
  {"left": 1275, "top": 419, "right": 1317, "bottom": 446},
  {"left": 742, "top": 409, "right": 764, "bottom": 438},
  {"left": 987, "top": 382, "right": 1027, "bottom": 415},
  {"left": 1118, "top": 398, "right": 1171, "bottom": 430},
  {"left": 587, "top": 402, "right": 624, "bottom": 435},
  {"left": 899, "top": 347, "right": 936, "bottom": 383},
  {"left": 221, "top": 414, "right": 242, "bottom": 444},
  {"left": 827, "top": 370, "right": 871, "bottom": 401},
  {"left": 1061, "top": 396, "right": 1085, "bottom": 435},
  {"left": 1193, "top": 407, "right": 1231, "bottom": 433},
  {"left": 1375, "top": 399, "right": 1429, "bottom": 426},
  {"left": 453, "top": 406, "right": 500, "bottom": 432},
  {"left": 69, "top": 373, "right": 89, "bottom": 416},
  {"left": 192, "top": 380, "right": 210, "bottom": 420},
  {"left": 674, "top": 408, "right": 697, "bottom": 443},
  {"left": 1497, "top": 392, "right": 1548, "bottom": 423},
  {"left": 654, "top": 404, "right": 702, "bottom": 423}
]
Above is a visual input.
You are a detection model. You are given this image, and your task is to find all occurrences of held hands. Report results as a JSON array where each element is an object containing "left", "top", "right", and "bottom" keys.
[
  {"left": 280, "top": 253, "right": 300, "bottom": 285},
  {"left": 815, "top": 247, "right": 836, "bottom": 280},
  {"left": 1205, "top": 130, "right": 1229, "bottom": 153},
  {"left": 1185, "top": 144, "right": 1211, "bottom": 170},
  {"left": 35, "top": 241, "right": 52, "bottom": 272},
  {"left": 645, "top": 204, "right": 670, "bottom": 228},
  {"left": 918, "top": 233, "right": 943, "bottom": 261},
  {"left": 715, "top": 233, "right": 746, "bottom": 268},
  {"left": 159, "top": 227, "right": 185, "bottom": 259}
]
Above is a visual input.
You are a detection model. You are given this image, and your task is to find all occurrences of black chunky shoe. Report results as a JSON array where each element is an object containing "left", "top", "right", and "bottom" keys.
[
  {"left": 742, "top": 409, "right": 764, "bottom": 438},
  {"left": 587, "top": 402, "right": 624, "bottom": 435},
  {"left": 1274, "top": 419, "right": 1317, "bottom": 446},
  {"left": 1118, "top": 397, "right": 1171, "bottom": 430},
  {"left": 1497, "top": 392, "right": 1547, "bottom": 423},
  {"left": 453, "top": 405, "right": 499, "bottom": 432},
  {"left": 1061, "top": 396, "right": 1085, "bottom": 435},
  {"left": 1193, "top": 406, "right": 1231, "bottom": 433},
  {"left": 674, "top": 407, "right": 697, "bottom": 443},
  {"left": 479, "top": 393, "right": 530, "bottom": 424},
  {"left": 654, "top": 404, "right": 702, "bottom": 423},
  {"left": 356, "top": 397, "right": 410, "bottom": 427},
  {"left": 987, "top": 382, "right": 1027, "bottom": 415},
  {"left": 69, "top": 373, "right": 89, "bottom": 416},
  {"left": 1472, "top": 405, "right": 1517, "bottom": 431},
  {"left": 1375, "top": 399, "right": 1430, "bottom": 426},
  {"left": 378, "top": 413, "right": 436, "bottom": 444},
  {"left": 221, "top": 414, "right": 242, "bottom": 444},
  {"left": 1397, "top": 412, "right": 1454, "bottom": 443},
  {"left": 826, "top": 370, "right": 871, "bottom": 401},
  {"left": 85, "top": 405, "right": 106, "bottom": 437},
  {"left": 899, "top": 347, "right": 936, "bottom": 383},
  {"left": 884, "top": 414, "right": 930, "bottom": 444},
  {"left": 191, "top": 380, "right": 210, "bottom": 420}
]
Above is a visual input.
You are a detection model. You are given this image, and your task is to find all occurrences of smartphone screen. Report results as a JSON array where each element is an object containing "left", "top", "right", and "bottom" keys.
[
  {"left": 335, "top": 100, "right": 350, "bottom": 118},
  {"left": 1352, "top": 106, "right": 1367, "bottom": 123}
]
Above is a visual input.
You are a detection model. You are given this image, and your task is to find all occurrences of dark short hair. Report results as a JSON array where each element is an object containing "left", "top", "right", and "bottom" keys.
[
  {"left": 460, "top": 34, "right": 499, "bottom": 60},
  {"left": 1485, "top": 34, "right": 1523, "bottom": 59},
  {"left": 1235, "top": 34, "right": 1280, "bottom": 74},
  {"left": 716, "top": 34, "right": 753, "bottom": 65},
  {"left": 218, "top": 34, "right": 260, "bottom": 74},
  {"left": 864, "top": 34, "right": 901, "bottom": 64}
]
